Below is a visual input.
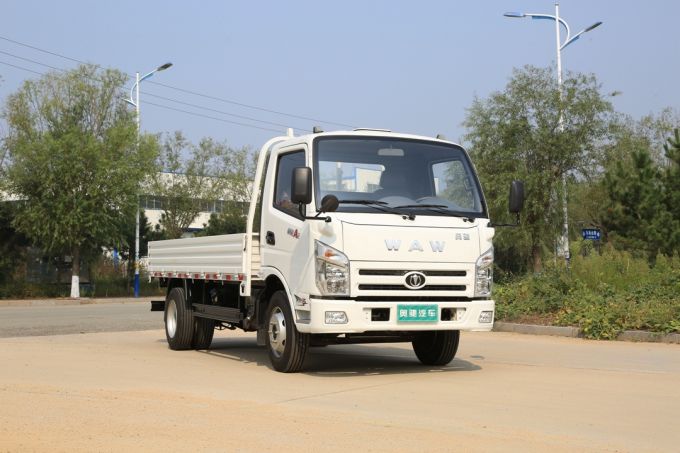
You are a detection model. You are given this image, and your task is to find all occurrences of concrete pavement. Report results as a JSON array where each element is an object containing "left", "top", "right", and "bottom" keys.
[{"left": 1, "top": 329, "right": 678, "bottom": 452}]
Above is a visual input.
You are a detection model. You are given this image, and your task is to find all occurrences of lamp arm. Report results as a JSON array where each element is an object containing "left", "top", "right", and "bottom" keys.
[
  {"left": 128, "top": 82, "right": 138, "bottom": 107},
  {"left": 139, "top": 68, "right": 158, "bottom": 83},
  {"left": 526, "top": 13, "right": 572, "bottom": 47}
]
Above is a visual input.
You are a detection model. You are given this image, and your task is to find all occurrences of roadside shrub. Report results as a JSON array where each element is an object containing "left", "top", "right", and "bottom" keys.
[
  {"left": 495, "top": 247, "right": 680, "bottom": 338},
  {"left": 89, "top": 257, "right": 163, "bottom": 297},
  {"left": 0, "top": 257, "right": 163, "bottom": 299}
]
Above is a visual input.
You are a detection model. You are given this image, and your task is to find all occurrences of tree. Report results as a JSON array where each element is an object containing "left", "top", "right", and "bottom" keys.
[
  {"left": 198, "top": 201, "right": 248, "bottom": 236},
  {"left": 2, "top": 64, "right": 157, "bottom": 298},
  {"left": 115, "top": 209, "right": 166, "bottom": 276},
  {"left": 463, "top": 65, "right": 613, "bottom": 273},
  {"left": 603, "top": 150, "right": 668, "bottom": 262},
  {"left": 0, "top": 202, "right": 30, "bottom": 284},
  {"left": 602, "top": 128, "right": 680, "bottom": 262},
  {"left": 149, "top": 132, "right": 254, "bottom": 239},
  {"left": 197, "top": 145, "right": 255, "bottom": 236},
  {"left": 633, "top": 108, "right": 680, "bottom": 165},
  {"left": 149, "top": 132, "right": 231, "bottom": 239},
  {"left": 663, "top": 129, "right": 680, "bottom": 253}
]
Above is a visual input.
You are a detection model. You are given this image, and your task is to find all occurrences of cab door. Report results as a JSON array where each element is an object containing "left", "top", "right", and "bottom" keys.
[{"left": 260, "top": 146, "right": 309, "bottom": 286}]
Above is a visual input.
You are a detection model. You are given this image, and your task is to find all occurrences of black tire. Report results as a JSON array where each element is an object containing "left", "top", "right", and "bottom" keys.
[
  {"left": 192, "top": 318, "right": 215, "bottom": 350},
  {"left": 266, "top": 290, "right": 309, "bottom": 373},
  {"left": 164, "top": 287, "right": 194, "bottom": 350},
  {"left": 412, "top": 330, "right": 460, "bottom": 366}
]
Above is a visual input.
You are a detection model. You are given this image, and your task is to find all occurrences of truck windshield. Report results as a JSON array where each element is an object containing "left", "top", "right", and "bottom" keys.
[{"left": 313, "top": 137, "right": 486, "bottom": 218}]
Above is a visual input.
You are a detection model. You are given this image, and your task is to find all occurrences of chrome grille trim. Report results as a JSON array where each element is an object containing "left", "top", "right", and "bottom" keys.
[
  {"left": 358, "top": 284, "right": 466, "bottom": 291},
  {"left": 359, "top": 269, "right": 466, "bottom": 277}
]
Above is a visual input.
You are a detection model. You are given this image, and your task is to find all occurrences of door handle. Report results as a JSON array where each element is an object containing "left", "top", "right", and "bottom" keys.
[{"left": 266, "top": 231, "right": 276, "bottom": 245}]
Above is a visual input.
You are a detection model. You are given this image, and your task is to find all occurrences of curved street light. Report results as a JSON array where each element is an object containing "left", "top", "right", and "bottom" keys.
[
  {"left": 125, "top": 62, "right": 173, "bottom": 297},
  {"left": 504, "top": 4, "right": 602, "bottom": 267}
]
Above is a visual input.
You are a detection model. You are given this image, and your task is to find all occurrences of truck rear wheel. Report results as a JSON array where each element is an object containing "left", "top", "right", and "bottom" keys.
[
  {"left": 165, "top": 287, "right": 194, "bottom": 350},
  {"left": 266, "top": 290, "right": 309, "bottom": 373},
  {"left": 412, "top": 330, "right": 460, "bottom": 366},
  {"left": 192, "top": 318, "right": 215, "bottom": 350}
]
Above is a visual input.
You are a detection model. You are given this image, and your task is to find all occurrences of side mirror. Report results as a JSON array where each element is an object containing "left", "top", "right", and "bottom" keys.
[
  {"left": 291, "top": 167, "right": 312, "bottom": 204},
  {"left": 509, "top": 180, "right": 525, "bottom": 214}
]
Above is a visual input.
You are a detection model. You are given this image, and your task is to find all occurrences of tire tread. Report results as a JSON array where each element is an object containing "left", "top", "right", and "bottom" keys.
[
  {"left": 412, "top": 330, "right": 460, "bottom": 366},
  {"left": 166, "top": 287, "right": 194, "bottom": 350},
  {"left": 192, "top": 318, "right": 215, "bottom": 350},
  {"left": 267, "top": 290, "right": 309, "bottom": 373}
]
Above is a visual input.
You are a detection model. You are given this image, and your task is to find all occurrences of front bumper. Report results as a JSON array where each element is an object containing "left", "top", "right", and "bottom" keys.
[{"left": 296, "top": 298, "right": 495, "bottom": 334}]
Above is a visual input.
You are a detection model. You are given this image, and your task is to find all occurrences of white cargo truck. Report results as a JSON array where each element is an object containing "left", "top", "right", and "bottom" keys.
[{"left": 148, "top": 129, "right": 524, "bottom": 372}]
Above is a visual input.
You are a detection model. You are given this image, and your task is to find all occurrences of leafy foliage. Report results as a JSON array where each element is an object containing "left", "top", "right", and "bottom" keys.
[
  {"left": 495, "top": 247, "right": 680, "bottom": 339},
  {"left": 0, "top": 202, "right": 29, "bottom": 283},
  {"left": 114, "top": 209, "right": 167, "bottom": 281},
  {"left": 198, "top": 202, "right": 248, "bottom": 236},
  {"left": 197, "top": 146, "right": 255, "bottom": 236},
  {"left": 463, "top": 66, "right": 613, "bottom": 272},
  {"left": 149, "top": 132, "right": 254, "bottom": 239},
  {"left": 662, "top": 129, "right": 680, "bottom": 250},
  {"left": 603, "top": 128, "right": 680, "bottom": 262}
]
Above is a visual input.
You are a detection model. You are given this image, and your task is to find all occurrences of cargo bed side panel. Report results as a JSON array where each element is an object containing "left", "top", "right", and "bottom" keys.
[{"left": 148, "top": 234, "right": 246, "bottom": 276}]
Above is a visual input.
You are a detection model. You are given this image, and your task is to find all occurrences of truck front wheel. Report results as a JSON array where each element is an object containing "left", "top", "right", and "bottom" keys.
[
  {"left": 165, "top": 287, "right": 194, "bottom": 350},
  {"left": 266, "top": 290, "right": 309, "bottom": 372},
  {"left": 412, "top": 330, "right": 460, "bottom": 366}
]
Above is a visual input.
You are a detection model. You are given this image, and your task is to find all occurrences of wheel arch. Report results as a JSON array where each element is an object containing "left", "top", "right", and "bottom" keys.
[
  {"left": 261, "top": 267, "right": 294, "bottom": 304},
  {"left": 257, "top": 268, "right": 296, "bottom": 325}
]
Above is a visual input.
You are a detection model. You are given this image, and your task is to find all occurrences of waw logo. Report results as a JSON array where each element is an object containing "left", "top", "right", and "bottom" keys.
[{"left": 385, "top": 240, "right": 447, "bottom": 252}]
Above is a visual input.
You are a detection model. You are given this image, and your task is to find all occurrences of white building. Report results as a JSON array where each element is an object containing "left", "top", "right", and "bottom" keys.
[{"left": 140, "top": 196, "right": 229, "bottom": 233}]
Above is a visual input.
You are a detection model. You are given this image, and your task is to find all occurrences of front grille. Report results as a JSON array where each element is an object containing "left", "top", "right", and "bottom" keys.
[
  {"left": 354, "top": 296, "right": 471, "bottom": 302},
  {"left": 359, "top": 269, "right": 466, "bottom": 277},
  {"left": 358, "top": 284, "right": 466, "bottom": 291},
  {"left": 357, "top": 266, "right": 470, "bottom": 295}
]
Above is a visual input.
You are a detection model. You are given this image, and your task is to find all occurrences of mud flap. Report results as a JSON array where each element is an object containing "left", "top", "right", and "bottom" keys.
[{"left": 257, "top": 327, "right": 267, "bottom": 346}]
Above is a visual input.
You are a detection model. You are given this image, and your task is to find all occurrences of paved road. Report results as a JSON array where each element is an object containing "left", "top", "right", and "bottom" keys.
[
  {"left": 0, "top": 309, "right": 678, "bottom": 452},
  {"left": 0, "top": 301, "right": 162, "bottom": 337}
]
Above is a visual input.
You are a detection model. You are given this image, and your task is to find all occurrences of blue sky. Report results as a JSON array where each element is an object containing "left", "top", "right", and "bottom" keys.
[{"left": 1, "top": 0, "right": 678, "bottom": 148}]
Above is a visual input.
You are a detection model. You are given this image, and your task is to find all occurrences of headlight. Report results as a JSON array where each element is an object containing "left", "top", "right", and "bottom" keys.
[
  {"left": 315, "top": 241, "right": 350, "bottom": 296},
  {"left": 474, "top": 247, "right": 493, "bottom": 297}
]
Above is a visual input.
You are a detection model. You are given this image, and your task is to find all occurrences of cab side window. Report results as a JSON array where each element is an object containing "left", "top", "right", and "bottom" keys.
[{"left": 274, "top": 150, "right": 305, "bottom": 217}]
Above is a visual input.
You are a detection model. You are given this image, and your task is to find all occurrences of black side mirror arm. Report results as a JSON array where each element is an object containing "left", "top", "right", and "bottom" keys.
[{"left": 298, "top": 203, "right": 332, "bottom": 222}]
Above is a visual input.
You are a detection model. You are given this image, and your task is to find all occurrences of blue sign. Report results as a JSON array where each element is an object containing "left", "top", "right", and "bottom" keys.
[{"left": 581, "top": 228, "right": 601, "bottom": 241}]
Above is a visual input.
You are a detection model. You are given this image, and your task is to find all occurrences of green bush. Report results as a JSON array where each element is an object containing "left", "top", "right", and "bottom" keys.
[
  {"left": 0, "top": 281, "right": 68, "bottom": 299},
  {"left": 88, "top": 257, "right": 164, "bottom": 298},
  {"left": 0, "top": 255, "right": 164, "bottom": 299},
  {"left": 0, "top": 276, "right": 163, "bottom": 299},
  {"left": 495, "top": 246, "right": 680, "bottom": 339}
]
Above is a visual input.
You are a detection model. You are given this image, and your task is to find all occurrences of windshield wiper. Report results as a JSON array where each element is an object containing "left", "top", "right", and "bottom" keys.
[
  {"left": 338, "top": 199, "right": 388, "bottom": 206},
  {"left": 393, "top": 204, "right": 476, "bottom": 222},
  {"left": 338, "top": 199, "right": 416, "bottom": 220},
  {"left": 394, "top": 204, "right": 448, "bottom": 209}
]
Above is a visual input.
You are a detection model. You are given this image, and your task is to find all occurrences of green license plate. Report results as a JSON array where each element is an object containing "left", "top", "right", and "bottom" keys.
[{"left": 397, "top": 304, "right": 438, "bottom": 322}]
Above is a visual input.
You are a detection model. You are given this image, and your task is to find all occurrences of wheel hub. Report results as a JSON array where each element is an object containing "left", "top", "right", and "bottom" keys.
[
  {"left": 268, "top": 307, "right": 287, "bottom": 358},
  {"left": 166, "top": 299, "right": 177, "bottom": 338}
]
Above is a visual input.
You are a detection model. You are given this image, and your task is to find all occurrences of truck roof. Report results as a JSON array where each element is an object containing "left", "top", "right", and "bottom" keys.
[{"left": 276, "top": 129, "right": 463, "bottom": 149}]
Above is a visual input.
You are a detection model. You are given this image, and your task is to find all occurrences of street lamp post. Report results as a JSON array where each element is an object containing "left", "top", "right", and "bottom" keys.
[
  {"left": 125, "top": 62, "right": 173, "bottom": 297},
  {"left": 504, "top": 4, "right": 602, "bottom": 267}
]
